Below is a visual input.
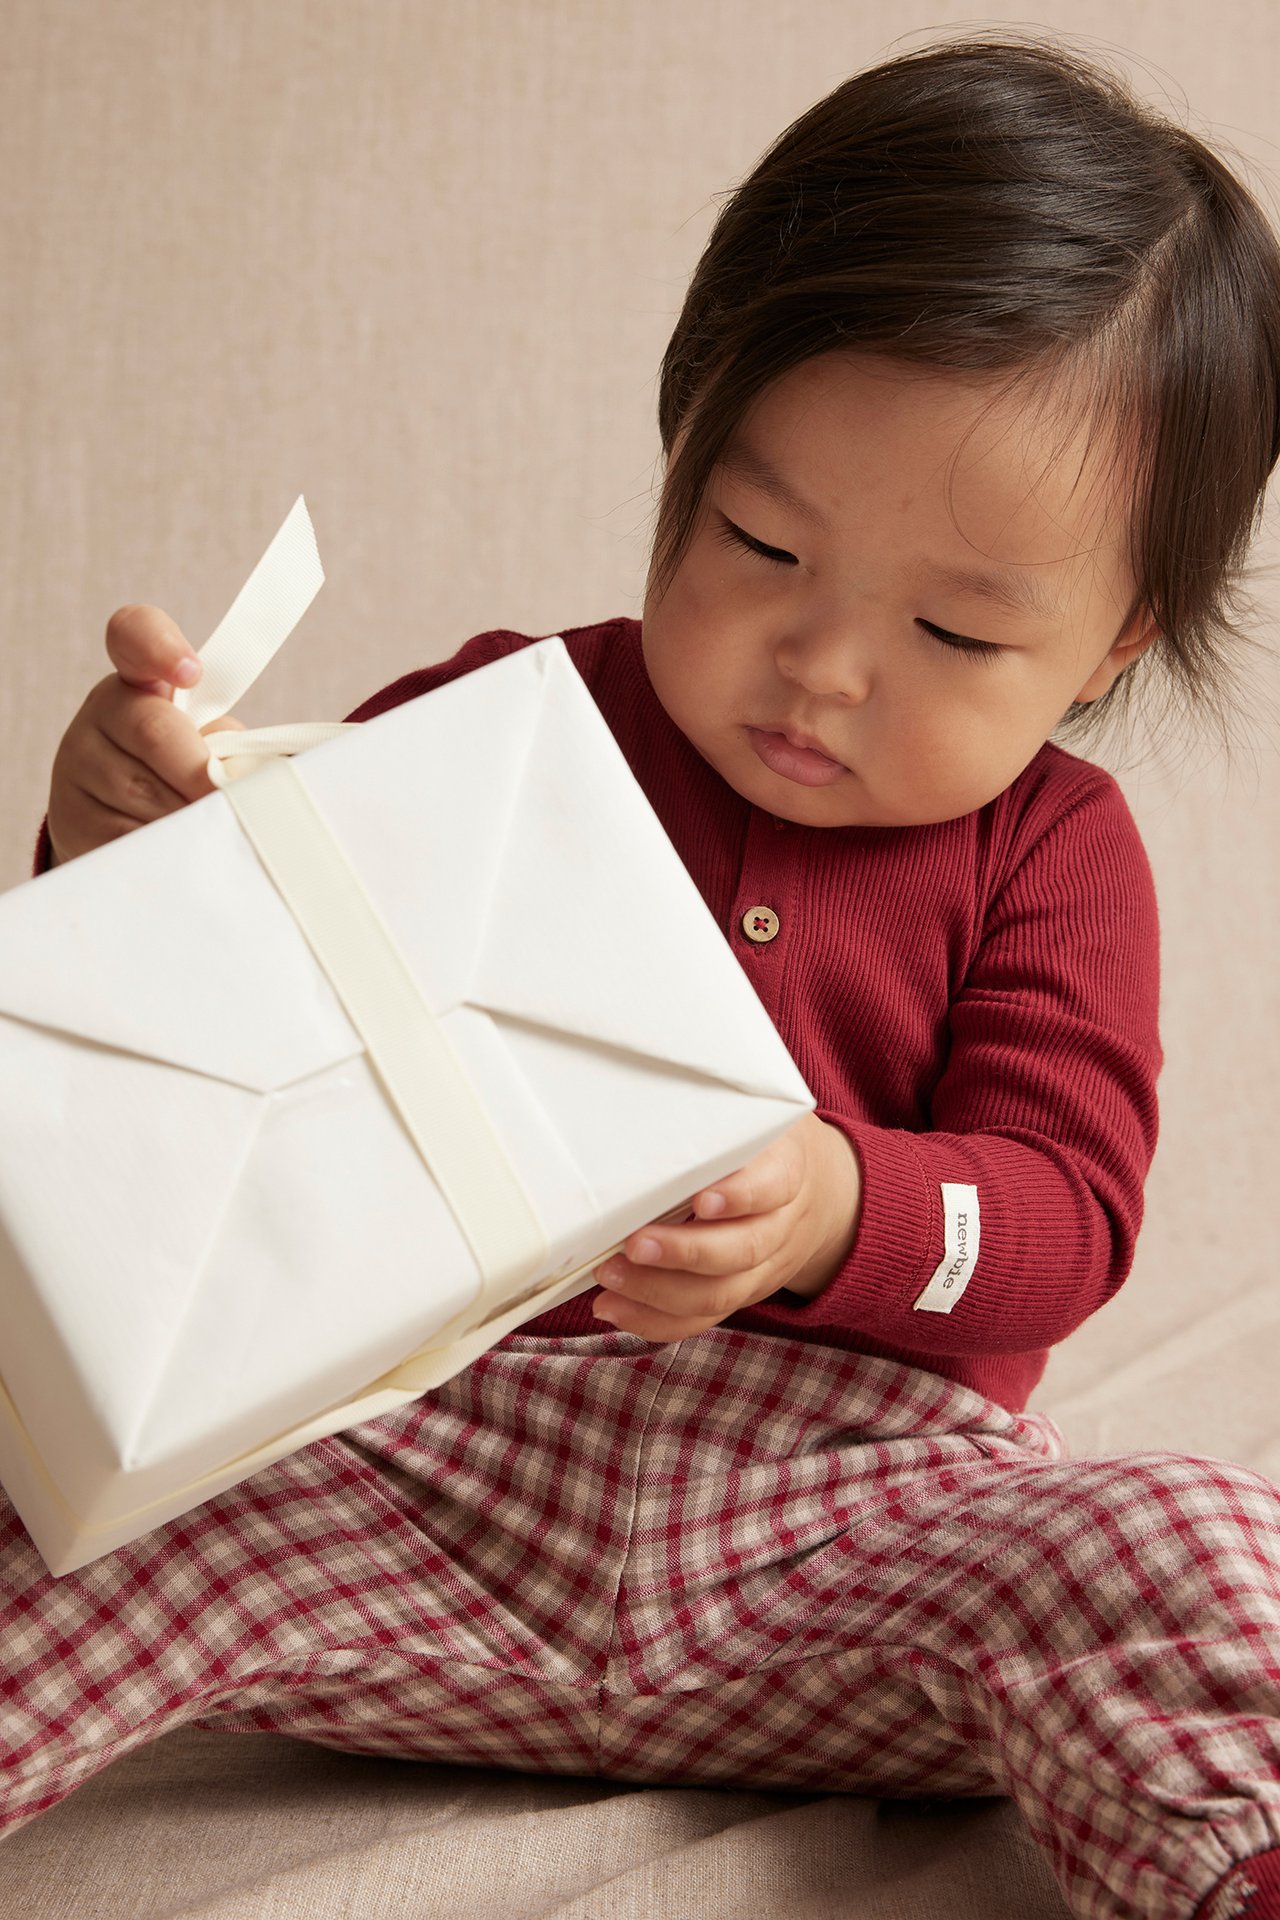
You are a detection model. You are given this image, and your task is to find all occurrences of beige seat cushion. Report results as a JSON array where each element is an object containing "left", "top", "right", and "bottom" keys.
[{"left": 0, "top": 1724, "right": 1072, "bottom": 1919}]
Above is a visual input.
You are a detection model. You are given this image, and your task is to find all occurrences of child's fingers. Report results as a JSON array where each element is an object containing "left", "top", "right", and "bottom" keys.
[
  {"left": 647, "top": 1219, "right": 770, "bottom": 1277},
  {"left": 72, "top": 724, "right": 192, "bottom": 825},
  {"left": 104, "top": 604, "right": 202, "bottom": 692},
  {"left": 48, "top": 698, "right": 184, "bottom": 863},
  {"left": 57, "top": 778, "right": 181, "bottom": 854},
  {"left": 48, "top": 704, "right": 247, "bottom": 864},
  {"left": 592, "top": 1271, "right": 742, "bottom": 1340},
  {"left": 601, "top": 1216, "right": 779, "bottom": 1293},
  {"left": 592, "top": 1255, "right": 787, "bottom": 1341},
  {"left": 690, "top": 1134, "right": 802, "bottom": 1224},
  {"left": 596, "top": 1259, "right": 759, "bottom": 1317},
  {"left": 592, "top": 1291, "right": 726, "bottom": 1343},
  {"left": 94, "top": 680, "right": 225, "bottom": 804}
]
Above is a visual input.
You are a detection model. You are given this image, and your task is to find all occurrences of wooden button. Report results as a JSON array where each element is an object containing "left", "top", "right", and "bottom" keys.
[{"left": 741, "top": 905, "right": 780, "bottom": 944}]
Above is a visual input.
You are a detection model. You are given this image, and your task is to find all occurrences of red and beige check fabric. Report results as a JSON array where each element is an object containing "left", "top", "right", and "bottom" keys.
[{"left": 3, "top": 1327, "right": 1280, "bottom": 1919}]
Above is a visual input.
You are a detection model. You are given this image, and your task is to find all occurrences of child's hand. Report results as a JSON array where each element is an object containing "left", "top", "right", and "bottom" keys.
[
  {"left": 591, "top": 1113, "right": 862, "bottom": 1342},
  {"left": 46, "top": 605, "right": 246, "bottom": 866}
]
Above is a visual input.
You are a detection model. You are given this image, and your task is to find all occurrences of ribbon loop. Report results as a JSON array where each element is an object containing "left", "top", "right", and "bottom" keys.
[{"left": 205, "top": 722, "right": 359, "bottom": 787}]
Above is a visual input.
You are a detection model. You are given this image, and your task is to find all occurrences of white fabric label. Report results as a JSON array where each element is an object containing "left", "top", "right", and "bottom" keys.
[{"left": 913, "top": 1182, "right": 981, "bottom": 1314}]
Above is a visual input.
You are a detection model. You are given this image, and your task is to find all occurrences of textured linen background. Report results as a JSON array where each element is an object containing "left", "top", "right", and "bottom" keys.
[{"left": 0, "top": 0, "right": 1277, "bottom": 1494}]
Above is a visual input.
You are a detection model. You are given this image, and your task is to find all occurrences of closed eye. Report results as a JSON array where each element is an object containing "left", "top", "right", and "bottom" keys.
[
  {"left": 915, "top": 619, "right": 1005, "bottom": 662},
  {"left": 714, "top": 517, "right": 1005, "bottom": 663},
  {"left": 715, "top": 518, "right": 796, "bottom": 566}
]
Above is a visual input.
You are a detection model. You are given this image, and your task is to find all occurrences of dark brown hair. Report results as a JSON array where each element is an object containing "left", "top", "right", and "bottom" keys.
[{"left": 649, "top": 33, "right": 1280, "bottom": 753}]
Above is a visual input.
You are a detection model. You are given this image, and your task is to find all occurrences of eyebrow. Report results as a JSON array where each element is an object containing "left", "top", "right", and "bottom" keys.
[
  {"left": 715, "top": 437, "right": 1065, "bottom": 626},
  {"left": 717, "top": 439, "right": 829, "bottom": 531},
  {"left": 919, "top": 560, "right": 1063, "bottom": 626}
]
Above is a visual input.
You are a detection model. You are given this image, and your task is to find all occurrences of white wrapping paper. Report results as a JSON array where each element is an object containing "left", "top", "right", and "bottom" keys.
[{"left": 0, "top": 498, "right": 814, "bottom": 1574}]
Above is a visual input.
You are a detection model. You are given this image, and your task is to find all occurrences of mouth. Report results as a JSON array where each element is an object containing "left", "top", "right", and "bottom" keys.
[{"left": 746, "top": 726, "right": 849, "bottom": 788}]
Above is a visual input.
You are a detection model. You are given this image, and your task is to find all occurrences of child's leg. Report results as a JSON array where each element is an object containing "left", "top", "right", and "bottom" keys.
[
  {"left": 9, "top": 1326, "right": 1280, "bottom": 1920},
  {"left": 4, "top": 1329, "right": 803, "bottom": 1837},
  {"left": 0, "top": 1342, "right": 647, "bottom": 1836},
  {"left": 576, "top": 1330, "right": 1280, "bottom": 1920}
]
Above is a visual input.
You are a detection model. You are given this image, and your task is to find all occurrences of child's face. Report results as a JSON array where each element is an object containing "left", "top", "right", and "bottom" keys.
[{"left": 641, "top": 351, "right": 1155, "bottom": 827}]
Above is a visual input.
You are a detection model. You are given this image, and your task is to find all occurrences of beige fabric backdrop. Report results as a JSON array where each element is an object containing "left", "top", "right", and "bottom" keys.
[{"left": 1, "top": 0, "right": 1276, "bottom": 1467}]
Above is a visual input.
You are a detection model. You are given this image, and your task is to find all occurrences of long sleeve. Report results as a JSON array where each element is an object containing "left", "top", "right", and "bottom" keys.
[{"left": 766, "top": 775, "right": 1161, "bottom": 1368}]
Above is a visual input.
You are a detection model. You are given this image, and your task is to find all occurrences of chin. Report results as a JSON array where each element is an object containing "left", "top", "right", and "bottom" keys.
[{"left": 764, "top": 786, "right": 867, "bottom": 829}]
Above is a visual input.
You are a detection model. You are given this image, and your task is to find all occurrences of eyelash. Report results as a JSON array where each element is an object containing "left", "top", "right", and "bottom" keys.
[{"left": 712, "top": 519, "right": 1006, "bottom": 663}]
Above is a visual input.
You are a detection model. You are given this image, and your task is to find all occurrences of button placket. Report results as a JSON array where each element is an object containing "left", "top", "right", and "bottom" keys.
[{"left": 734, "top": 809, "right": 798, "bottom": 959}]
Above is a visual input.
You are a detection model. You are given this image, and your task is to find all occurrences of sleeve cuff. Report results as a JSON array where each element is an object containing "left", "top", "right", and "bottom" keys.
[
  {"left": 821, "top": 1113, "right": 940, "bottom": 1305},
  {"left": 779, "top": 1109, "right": 940, "bottom": 1323}
]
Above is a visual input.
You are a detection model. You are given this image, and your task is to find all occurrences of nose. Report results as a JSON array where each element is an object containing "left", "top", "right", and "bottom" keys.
[{"left": 774, "top": 619, "right": 871, "bottom": 704}]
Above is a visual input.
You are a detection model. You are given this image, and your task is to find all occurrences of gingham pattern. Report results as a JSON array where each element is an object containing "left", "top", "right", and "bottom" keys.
[{"left": 3, "top": 1328, "right": 1280, "bottom": 1920}]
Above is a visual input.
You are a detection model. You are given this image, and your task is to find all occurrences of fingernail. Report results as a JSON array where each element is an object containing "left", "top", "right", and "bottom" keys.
[
  {"left": 593, "top": 1297, "right": 621, "bottom": 1324},
  {"left": 172, "top": 656, "right": 201, "bottom": 686},
  {"left": 631, "top": 1237, "right": 661, "bottom": 1263},
  {"left": 595, "top": 1261, "right": 623, "bottom": 1288},
  {"left": 698, "top": 1192, "right": 726, "bottom": 1217}
]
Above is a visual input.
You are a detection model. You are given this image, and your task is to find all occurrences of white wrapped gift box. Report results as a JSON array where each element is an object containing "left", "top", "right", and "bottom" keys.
[{"left": 0, "top": 499, "right": 813, "bottom": 1575}]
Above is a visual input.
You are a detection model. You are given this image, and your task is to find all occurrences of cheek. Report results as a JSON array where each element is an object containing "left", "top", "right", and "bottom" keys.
[
  {"left": 675, "top": 552, "right": 741, "bottom": 627},
  {"left": 885, "top": 672, "right": 1021, "bottom": 790},
  {"left": 643, "top": 595, "right": 716, "bottom": 727},
  {"left": 650, "top": 567, "right": 754, "bottom": 688},
  {"left": 647, "top": 548, "right": 722, "bottom": 651}
]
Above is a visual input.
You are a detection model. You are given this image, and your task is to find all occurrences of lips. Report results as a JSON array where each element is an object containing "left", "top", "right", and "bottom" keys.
[
  {"left": 776, "top": 727, "right": 843, "bottom": 761},
  {"left": 746, "top": 726, "right": 849, "bottom": 788}
]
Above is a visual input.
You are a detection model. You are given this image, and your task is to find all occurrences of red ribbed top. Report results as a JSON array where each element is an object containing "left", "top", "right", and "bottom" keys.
[
  {"left": 360, "top": 617, "right": 1162, "bottom": 1411},
  {"left": 32, "top": 615, "right": 1162, "bottom": 1414}
]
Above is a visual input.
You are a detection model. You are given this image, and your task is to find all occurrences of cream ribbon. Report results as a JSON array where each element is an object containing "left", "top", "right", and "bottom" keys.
[
  {"left": 11, "top": 495, "right": 690, "bottom": 1559},
  {"left": 175, "top": 494, "right": 551, "bottom": 1321},
  {"left": 172, "top": 494, "right": 359, "bottom": 785},
  {"left": 228, "top": 757, "right": 550, "bottom": 1313}
]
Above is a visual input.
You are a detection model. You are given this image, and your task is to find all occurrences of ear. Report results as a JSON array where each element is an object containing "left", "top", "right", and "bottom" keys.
[{"left": 1073, "top": 607, "right": 1160, "bottom": 704}]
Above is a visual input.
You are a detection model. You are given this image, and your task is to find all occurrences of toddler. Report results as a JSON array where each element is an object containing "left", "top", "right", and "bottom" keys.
[{"left": 13, "top": 33, "right": 1280, "bottom": 1920}]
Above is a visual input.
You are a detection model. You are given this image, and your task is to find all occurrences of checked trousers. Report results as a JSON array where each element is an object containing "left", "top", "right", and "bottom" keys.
[{"left": 3, "top": 1325, "right": 1280, "bottom": 1920}]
